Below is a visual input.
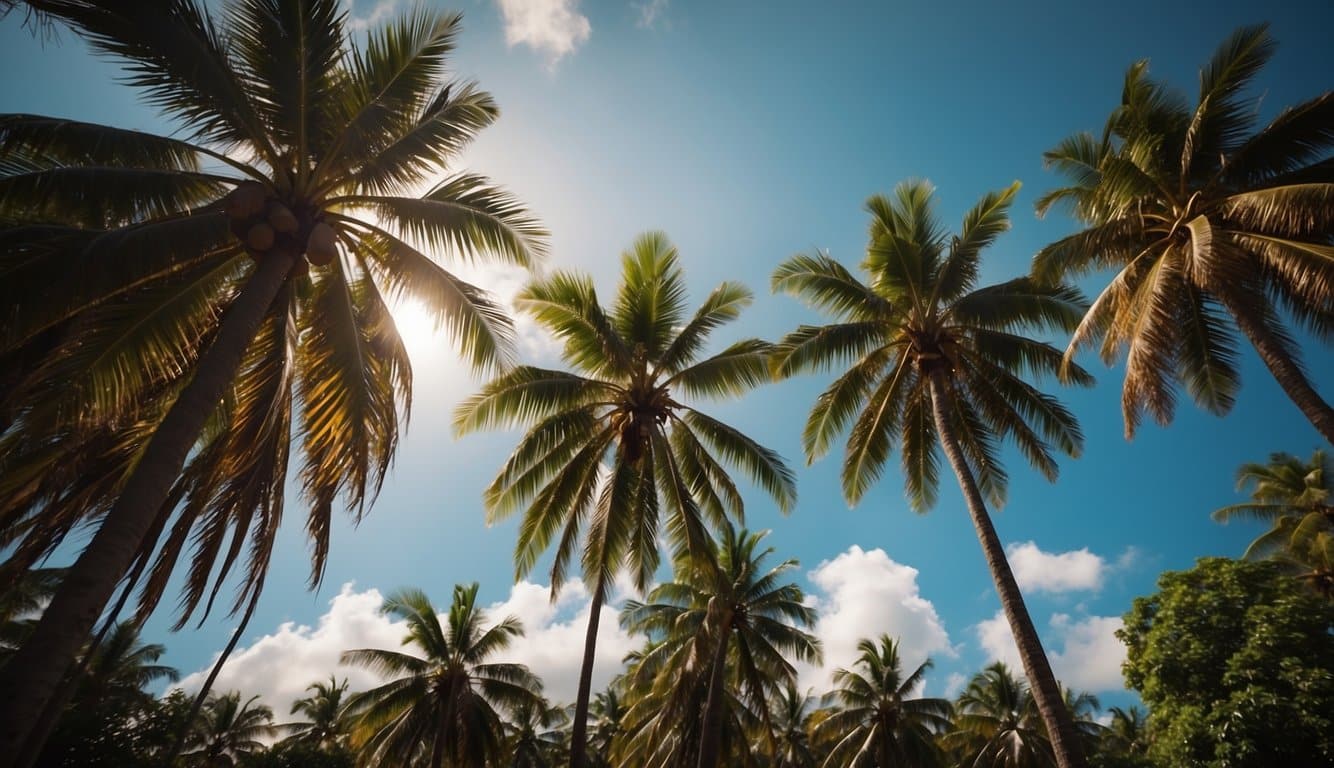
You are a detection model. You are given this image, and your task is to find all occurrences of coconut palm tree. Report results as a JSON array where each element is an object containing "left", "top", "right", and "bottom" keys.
[
  {"left": 341, "top": 583, "right": 544, "bottom": 768},
  {"left": 74, "top": 621, "right": 179, "bottom": 708},
  {"left": 279, "top": 676, "right": 351, "bottom": 751},
  {"left": 1213, "top": 449, "right": 1334, "bottom": 596},
  {"left": 772, "top": 180, "right": 1093, "bottom": 768},
  {"left": 504, "top": 697, "right": 568, "bottom": 768},
  {"left": 586, "top": 687, "right": 625, "bottom": 768},
  {"left": 0, "top": 2, "right": 545, "bottom": 754},
  {"left": 768, "top": 682, "right": 821, "bottom": 768},
  {"left": 813, "top": 635, "right": 951, "bottom": 768},
  {"left": 180, "top": 691, "right": 277, "bottom": 768},
  {"left": 619, "top": 524, "right": 819, "bottom": 768},
  {"left": 1034, "top": 24, "right": 1334, "bottom": 443},
  {"left": 946, "top": 663, "right": 1053, "bottom": 768},
  {"left": 455, "top": 232, "right": 796, "bottom": 767}
]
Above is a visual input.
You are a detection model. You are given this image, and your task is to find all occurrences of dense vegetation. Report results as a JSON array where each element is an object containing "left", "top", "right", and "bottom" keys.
[{"left": 0, "top": 2, "right": 1330, "bottom": 767}]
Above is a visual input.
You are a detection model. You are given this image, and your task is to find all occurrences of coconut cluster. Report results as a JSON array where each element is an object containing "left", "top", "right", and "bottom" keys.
[{"left": 223, "top": 181, "right": 337, "bottom": 277}]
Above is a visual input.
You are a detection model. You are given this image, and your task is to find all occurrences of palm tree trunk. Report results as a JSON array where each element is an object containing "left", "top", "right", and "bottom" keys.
[
  {"left": 0, "top": 252, "right": 295, "bottom": 767},
  {"left": 1223, "top": 294, "right": 1334, "bottom": 445},
  {"left": 926, "top": 372, "right": 1087, "bottom": 768},
  {"left": 568, "top": 576, "right": 607, "bottom": 768},
  {"left": 695, "top": 607, "right": 732, "bottom": 768}
]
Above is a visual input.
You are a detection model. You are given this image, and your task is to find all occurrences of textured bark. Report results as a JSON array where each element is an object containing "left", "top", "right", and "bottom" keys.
[
  {"left": 568, "top": 580, "right": 606, "bottom": 768},
  {"left": 1224, "top": 294, "right": 1334, "bottom": 446},
  {"left": 0, "top": 252, "right": 295, "bottom": 766},
  {"left": 926, "top": 372, "right": 1088, "bottom": 768},
  {"left": 695, "top": 606, "right": 733, "bottom": 768}
]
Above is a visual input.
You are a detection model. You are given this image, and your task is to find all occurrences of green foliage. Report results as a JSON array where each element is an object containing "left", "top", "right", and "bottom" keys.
[{"left": 1120, "top": 557, "right": 1334, "bottom": 767}]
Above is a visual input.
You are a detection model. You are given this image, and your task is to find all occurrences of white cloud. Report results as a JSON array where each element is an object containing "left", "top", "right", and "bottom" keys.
[
  {"left": 178, "top": 580, "right": 639, "bottom": 715},
  {"left": 974, "top": 610, "right": 1126, "bottom": 693},
  {"left": 800, "top": 546, "right": 953, "bottom": 691},
  {"left": 342, "top": 0, "right": 398, "bottom": 32},
  {"left": 495, "top": 0, "right": 591, "bottom": 66},
  {"left": 633, "top": 0, "right": 669, "bottom": 29},
  {"left": 1006, "top": 541, "right": 1106, "bottom": 594}
]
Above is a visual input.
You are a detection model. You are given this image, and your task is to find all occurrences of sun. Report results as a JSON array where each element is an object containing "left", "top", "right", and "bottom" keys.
[{"left": 389, "top": 298, "right": 443, "bottom": 361}]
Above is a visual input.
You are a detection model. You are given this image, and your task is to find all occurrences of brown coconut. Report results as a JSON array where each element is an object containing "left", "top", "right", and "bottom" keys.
[
  {"left": 246, "top": 222, "right": 275, "bottom": 252},
  {"left": 267, "top": 202, "right": 298, "bottom": 234},
  {"left": 306, "top": 222, "right": 337, "bottom": 266},
  {"left": 225, "top": 181, "right": 267, "bottom": 219}
]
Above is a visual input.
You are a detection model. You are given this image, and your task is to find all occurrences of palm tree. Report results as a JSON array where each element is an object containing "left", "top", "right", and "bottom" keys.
[
  {"left": 504, "top": 697, "right": 568, "bottom": 768},
  {"left": 586, "top": 687, "right": 625, "bottom": 768},
  {"left": 619, "top": 524, "right": 820, "bottom": 768},
  {"left": 341, "top": 583, "right": 544, "bottom": 768},
  {"left": 0, "top": 2, "right": 545, "bottom": 753},
  {"left": 1213, "top": 450, "right": 1334, "bottom": 596},
  {"left": 1097, "top": 706, "right": 1150, "bottom": 764},
  {"left": 180, "top": 691, "right": 277, "bottom": 768},
  {"left": 455, "top": 232, "right": 797, "bottom": 767},
  {"left": 772, "top": 180, "right": 1093, "bottom": 768},
  {"left": 946, "top": 663, "right": 1053, "bottom": 768},
  {"left": 768, "top": 683, "right": 821, "bottom": 768},
  {"left": 813, "top": 635, "right": 951, "bottom": 768},
  {"left": 0, "top": 567, "right": 63, "bottom": 662},
  {"left": 280, "top": 676, "right": 351, "bottom": 751},
  {"left": 74, "top": 620, "right": 179, "bottom": 708},
  {"left": 1034, "top": 24, "right": 1334, "bottom": 443}
]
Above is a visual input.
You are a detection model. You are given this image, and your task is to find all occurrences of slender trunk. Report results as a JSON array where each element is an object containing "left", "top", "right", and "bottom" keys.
[
  {"left": 165, "top": 585, "right": 264, "bottom": 766},
  {"left": 568, "top": 578, "right": 607, "bottom": 768},
  {"left": 0, "top": 252, "right": 295, "bottom": 766},
  {"left": 926, "top": 372, "right": 1087, "bottom": 768},
  {"left": 695, "top": 606, "right": 732, "bottom": 768},
  {"left": 1223, "top": 294, "right": 1334, "bottom": 445}
]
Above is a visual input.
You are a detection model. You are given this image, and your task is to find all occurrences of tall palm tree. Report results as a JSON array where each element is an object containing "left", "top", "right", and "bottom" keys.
[
  {"left": 279, "top": 676, "right": 351, "bottom": 751},
  {"left": 0, "top": 1, "right": 545, "bottom": 753},
  {"left": 340, "top": 583, "right": 544, "bottom": 768},
  {"left": 813, "top": 635, "right": 951, "bottom": 768},
  {"left": 772, "top": 180, "right": 1093, "bottom": 768},
  {"left": 946, "top": 663, "right": 1053, "bottom": 768},
  {"left": 1034, "top": 24, "right": 1334, "bottom": 443},
  {"left": 455, "top": 232, "right": 797, "bottom": 767},
  {"left": 1213, "top": 449, "right": 1334, "bottom": 596},
  {"left": 619, "top": 524, "right": 820, "bottom": 768},
  {"left": 180, "top": 691, "right": 277, "bottom": 768}
]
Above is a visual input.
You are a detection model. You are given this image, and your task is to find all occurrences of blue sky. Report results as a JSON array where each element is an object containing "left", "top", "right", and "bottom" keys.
[{"left": 3, "top": 0, "right": 1332, "bottom": 713}]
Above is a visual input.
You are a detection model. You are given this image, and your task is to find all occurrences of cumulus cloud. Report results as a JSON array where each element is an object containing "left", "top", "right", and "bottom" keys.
[
  {"left": 974, "top": 610, "right": 1126, "bottom": 692},
  {"left": 495, "top": 0, "right": 591, "bottom": 66},
  {"left": 800, "top": 546, "right": 953, "bottom": 691},
  {"left": 1005, "top": 541, "right": 1106, "bottom": 594},
  {"left": 178, "top": 580, "right": 639, "bottom": 715}
]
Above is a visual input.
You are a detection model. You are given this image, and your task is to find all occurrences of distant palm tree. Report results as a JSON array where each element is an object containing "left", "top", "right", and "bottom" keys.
[
  {"left": 280, "top": 676, "right": 351, "bottom": 750},
  {"left": 620, "top": 524, "right": 819, "bottom": 768},
  {"left": 586, "top": 688, "right": 625, "bottom": 768},
  {"left": 1034, "top": 24, "right": 1334, "bottom": 443},
  {"left": 772, "top": 181, "right": 1092, "bottom": 768},
  {"left": 181, "top": 691, "right": 276, "bottom": 768},
  {"left": 0, "top": 567, "right": 63, "bottom": 662},
  {"left": 768, "top": 682, "right": 821, "bottom": 768},
  {"left": 456, "top": 232, "right": 796, "bottom": 768},
  {"left": 0, "top": 3, "right": 545, "bottom": 755},
  {"left": 814, "top": 635, "right": 951, "bottom": 768},
  {"left": 1098, "top": 705, "right": 1150, "bottom": 762},
  {"left": 341, "top": 584, "right": 543, "bottom": 768},
  {"left": 946, "top": 663, "right": 1053, "bottom": 768},
  {"left": 504, "top": 697, "right": 568, "bottom": 768},
  {"left": 75, "top": 621, "right": 179, "bottom": 708},
  {"left": 1213, "top": 450, "right": 1334, "bottom": 596}
]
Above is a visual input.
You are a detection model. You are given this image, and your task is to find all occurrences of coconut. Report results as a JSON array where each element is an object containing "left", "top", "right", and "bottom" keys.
[
  {"left": 246, "top": 222, "right": 275, "bottom": 252},
  {"left": 306, "top": 221, "right": 337, "bottom": 266},
  {"left": 267, "top": 202, "right": 298, "bottom": 234},
  {"left": 226, "top": 181, "right": 267, "bottom": 219}
]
